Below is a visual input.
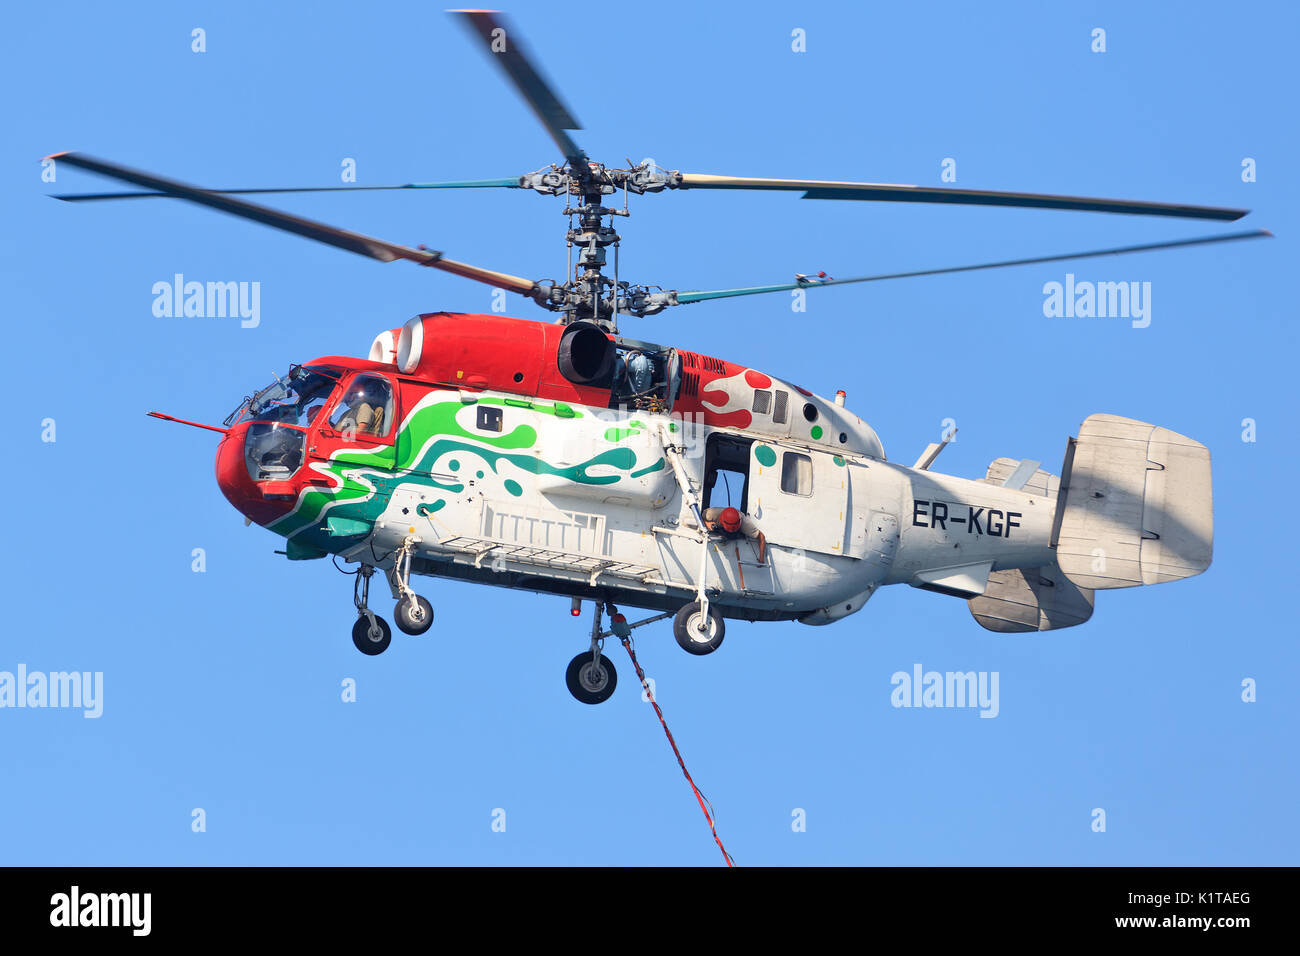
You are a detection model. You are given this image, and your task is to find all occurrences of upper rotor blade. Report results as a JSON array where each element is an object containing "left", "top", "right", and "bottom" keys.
[
  {"left": 51, "top": 179, "right": 522, "bottom": 202},
  {"left": 46, "top": 152, "right": 537, "bottom": 295},
  {"left": 450, "top": 9, "right": 585, "bottom": 164},
  {"left": 675, "top": 174, "right": 1249, "bottom": 222},
  {"left": 673, "top": 230, "right": 1272, "bottom": 304}
]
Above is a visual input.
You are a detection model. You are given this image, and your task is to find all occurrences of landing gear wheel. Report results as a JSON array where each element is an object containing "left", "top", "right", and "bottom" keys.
[
  {"left": 565, "top": 652, "right": 618, "bottom": 705},
  {"left": 394, "top": 594, "right": 434, "bottom": 635},
  {"left": 673, "top": 601, "right": 725, "bottom": 655},
  {"left": 352, "top": 615, "right": 392, "bottom": 656}
]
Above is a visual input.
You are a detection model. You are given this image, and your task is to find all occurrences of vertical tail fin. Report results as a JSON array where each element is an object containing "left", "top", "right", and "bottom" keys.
[{"left": 1052, "top": 414, "right": 1213, "bottom": 589}]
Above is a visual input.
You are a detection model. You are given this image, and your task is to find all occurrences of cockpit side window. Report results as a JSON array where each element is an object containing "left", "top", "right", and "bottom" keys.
[
  {"left": 329, "top": 374, "right": 394, "bottom": 439},
  {"left": 235, "top": 365, "right": 340, "bottom": 428}
]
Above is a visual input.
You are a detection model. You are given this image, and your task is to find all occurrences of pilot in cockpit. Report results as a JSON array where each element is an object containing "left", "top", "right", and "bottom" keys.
[{"left": 331, "top": 377, "right": 391, "bottom": 438}]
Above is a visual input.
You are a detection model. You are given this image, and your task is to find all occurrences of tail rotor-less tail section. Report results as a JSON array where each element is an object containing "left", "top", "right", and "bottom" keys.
[
  {"left": 967, "top": 458, "right": 1095, "bottom": 633},
  {"left": 1052, "top": 414, "right": 1213, "bottom": 589},
  {"left": 966, "top": 415, "right": 1213, "bottom": 634}
]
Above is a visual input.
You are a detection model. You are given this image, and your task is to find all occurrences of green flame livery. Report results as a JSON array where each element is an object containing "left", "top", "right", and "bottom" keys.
[{"left": 270, "top": 394, "right": 664, "bottom": 556}]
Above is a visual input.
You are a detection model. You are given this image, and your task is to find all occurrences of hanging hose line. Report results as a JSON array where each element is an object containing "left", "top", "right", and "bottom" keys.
[{"left": 615, "top": 627, "right": 735, "bottom": 867}]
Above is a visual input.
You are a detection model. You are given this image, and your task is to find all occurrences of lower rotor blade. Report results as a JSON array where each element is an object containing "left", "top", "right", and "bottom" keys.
[{"left": 673, "top": 230, "right": 1272, "bottom": 304}]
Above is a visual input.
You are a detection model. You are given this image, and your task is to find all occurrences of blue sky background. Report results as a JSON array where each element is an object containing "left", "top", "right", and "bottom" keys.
[{"left": 2, "top": 0, "right": 1296, "bottom": 865}]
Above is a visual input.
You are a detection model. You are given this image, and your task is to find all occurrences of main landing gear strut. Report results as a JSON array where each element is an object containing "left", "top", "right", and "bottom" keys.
[
  {"left": 565, "top": 600, "right": 618, "bottom": 705},
  {"left": 672, "top": 600, "right": 725, "bottom": 655},
  {"left": 565, "top": 602, "right": 692, "bottom": 703},
  {"left": 561, "top": 421, "right": 734, "bottom": 699}
]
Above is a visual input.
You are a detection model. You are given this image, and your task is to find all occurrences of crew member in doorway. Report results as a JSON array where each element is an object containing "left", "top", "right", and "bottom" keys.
[{"left": 702, "top": 505, "right": 768, "bottom": 565}]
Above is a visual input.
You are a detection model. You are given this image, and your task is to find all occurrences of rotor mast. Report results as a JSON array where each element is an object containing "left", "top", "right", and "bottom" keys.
[
  {"left": 520, "top": 161, "right": 680, "bottom": 331},
  {"left": 561, "top": 165, "right": 623, "bottom": 329}
]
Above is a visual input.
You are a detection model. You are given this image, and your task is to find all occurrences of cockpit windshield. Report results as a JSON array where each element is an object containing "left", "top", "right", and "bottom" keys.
[{"left": 225, "top": 365, "right": 342, "bottom": 428}]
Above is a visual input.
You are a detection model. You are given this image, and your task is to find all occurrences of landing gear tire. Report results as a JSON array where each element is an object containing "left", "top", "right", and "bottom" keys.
[
  {"left": 352, "top": 615, "right": 392, "bottom": 656},
  {"left": 565, "top": 652, "right": 618, "bottom": 705},
  {"left": 674, "top": 601, "right": 725, "bottom": 655},
  {"left": 394, "top": 594, "right": 434, "bottom": 635}
]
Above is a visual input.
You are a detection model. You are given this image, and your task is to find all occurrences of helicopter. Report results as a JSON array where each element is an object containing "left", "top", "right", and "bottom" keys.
[{"left": 47, "top": 10, "right": 1268, "bottom": 704}]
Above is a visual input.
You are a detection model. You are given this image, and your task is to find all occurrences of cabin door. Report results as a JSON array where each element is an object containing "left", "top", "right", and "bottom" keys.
[{"left": 747, "top": 442, "right": 849, "bottom": 557}]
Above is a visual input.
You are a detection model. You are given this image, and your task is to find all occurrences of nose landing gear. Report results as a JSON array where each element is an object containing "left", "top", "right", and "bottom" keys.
[
  {"left": 343, "top": 540, "right": 436, "bottom": 655},
  {"left": 389, "top": 537, "right": 434, "bottom": 636},
  {"left": 394, "top": 593, "right": 434, "bottom": 635},
  {"left": 351, "top": 565, "right": 392, "bottom": 656}
]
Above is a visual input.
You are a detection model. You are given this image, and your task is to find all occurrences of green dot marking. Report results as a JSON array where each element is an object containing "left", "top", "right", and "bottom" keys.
[
  {"left": 810, "top": 425, "right": 823, "bottom": 440},
  {"left": 476, "top": 470, "right": 485, "bottom": 479},
  {"left": 448, "top": 459, "right": 460, "bottom": 471},
  {"left": 504, "top": 479, "right": 523, "bottom": 497},
  {"left": 754, "top": 444, "right": 777, "bottom": 467}
]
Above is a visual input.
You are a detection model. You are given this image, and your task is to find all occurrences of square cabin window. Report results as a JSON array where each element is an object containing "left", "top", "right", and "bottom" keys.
[
  {"left": 477, "top": 406, "right": 503, "bottom": 432},
  {"left": 781, "top": 452, "right": 812, "bottom": 496}
]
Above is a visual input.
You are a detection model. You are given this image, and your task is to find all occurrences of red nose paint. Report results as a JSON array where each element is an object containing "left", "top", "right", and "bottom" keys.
[{"left": 215, "top": 421, "right": 298, "bottom": 527}]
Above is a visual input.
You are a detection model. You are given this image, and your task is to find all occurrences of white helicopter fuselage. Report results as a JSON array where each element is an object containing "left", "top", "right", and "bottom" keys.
[
  {"left": 248, "top": 315, "right": 1207, "bottom": 640},
  {"left": 337, "top": 385, "right": 1055, "bottom": 626}
]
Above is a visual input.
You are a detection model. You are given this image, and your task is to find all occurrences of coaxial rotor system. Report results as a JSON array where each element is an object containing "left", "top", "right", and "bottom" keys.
[{"left": 48, "top": 9, "right": 1269, "bottom": 332}]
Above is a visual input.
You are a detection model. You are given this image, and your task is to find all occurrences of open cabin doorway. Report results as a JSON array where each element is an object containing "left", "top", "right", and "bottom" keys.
[
  {"left": 703, "top": 433, "right": 752, "bottom": 515},
  {"left": 702, "top": 433, "right": 774, "bottom": 594}
]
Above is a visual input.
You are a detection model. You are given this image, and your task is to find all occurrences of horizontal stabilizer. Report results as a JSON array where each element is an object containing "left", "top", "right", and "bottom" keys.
[
  {"left": 912, "top": 561, "right": 993, "bottom": 598},
  {"left": 968, "top": 563, "right": 1094, "bottom": 632},
  {"left": 1000, "top": 458, "right": 1042, "bottom": 490},
  {"left": 1053, "top": 414, "right": 1213, "bottom": 589},
  {"left": 980, "top": 457, "right": 1059, "bottom": 497}
]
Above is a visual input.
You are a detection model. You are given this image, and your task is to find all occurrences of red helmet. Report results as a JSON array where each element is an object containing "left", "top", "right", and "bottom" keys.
[{"left": 719, "top": 507, "right": 742, "bottom": 533}]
